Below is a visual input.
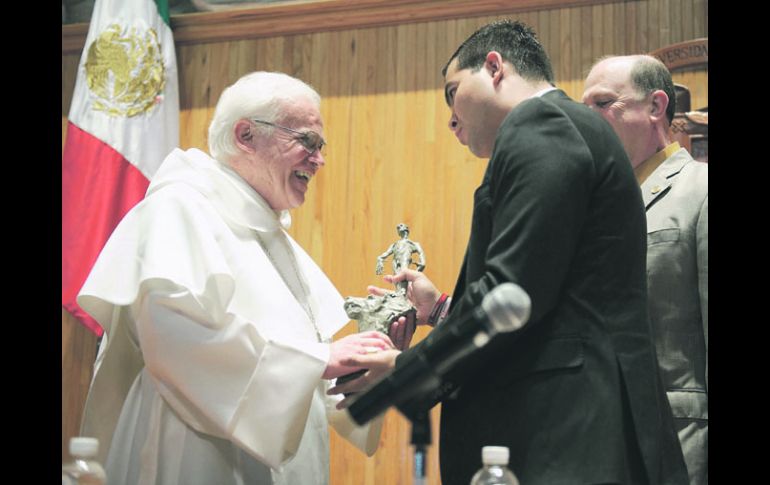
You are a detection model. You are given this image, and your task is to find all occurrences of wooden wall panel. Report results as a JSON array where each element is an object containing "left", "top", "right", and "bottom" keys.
[
  {"left": 61, "top": 309, "right": 98, "bottom": 461},
  {"left": 62, "top": 0, "right": 708, "bottom": 481}
]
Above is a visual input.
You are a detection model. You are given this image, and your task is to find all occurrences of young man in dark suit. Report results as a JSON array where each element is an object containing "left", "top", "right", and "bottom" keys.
[{"left": 331, "top": 20, "right": 688, "bottom": 485}]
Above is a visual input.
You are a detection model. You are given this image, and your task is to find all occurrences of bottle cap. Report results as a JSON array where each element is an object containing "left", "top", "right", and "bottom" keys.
[
  {"left": 481, "top": 446, "right": 509, "bottom": 465},
  {"left": 69, "top": 437, "right": 99, "bottom": 458}
]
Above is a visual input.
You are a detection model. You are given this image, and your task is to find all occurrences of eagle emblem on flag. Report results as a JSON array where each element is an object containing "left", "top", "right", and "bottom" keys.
[{"left": 84, "top": 23, "right": 166, "bottom": 117}]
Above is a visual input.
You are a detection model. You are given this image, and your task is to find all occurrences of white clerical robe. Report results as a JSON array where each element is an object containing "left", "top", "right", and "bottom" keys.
[{"left": 77, "top": 148, "right": 382, "bottom": 484}]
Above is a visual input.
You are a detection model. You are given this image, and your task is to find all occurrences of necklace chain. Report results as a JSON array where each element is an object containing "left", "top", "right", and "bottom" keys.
[{"left": 255, "top": 231, "right": 323, "bottom": 343}]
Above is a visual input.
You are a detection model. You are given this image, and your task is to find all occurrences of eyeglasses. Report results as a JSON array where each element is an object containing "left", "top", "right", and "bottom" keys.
[{"left": 250, "top": 119, "right": 326, "bottom": 155}]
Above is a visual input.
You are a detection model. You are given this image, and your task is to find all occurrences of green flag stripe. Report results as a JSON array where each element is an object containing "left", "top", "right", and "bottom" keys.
[{"left": 154, "top": 0, "right": 171, "bottom": 27}]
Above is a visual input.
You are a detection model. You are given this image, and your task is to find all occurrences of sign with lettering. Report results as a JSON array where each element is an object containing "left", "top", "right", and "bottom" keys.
[{"left": 650, "top": 38, "right": 708, "bottom": 71}]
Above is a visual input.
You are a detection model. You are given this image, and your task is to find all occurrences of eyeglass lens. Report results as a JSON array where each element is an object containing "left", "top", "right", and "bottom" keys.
[
  {"left": 252, "top": 119, "right": 325, "bottom": 154},
  {"left": 299, "top": 132, "right": 325, "bottom": 154}
]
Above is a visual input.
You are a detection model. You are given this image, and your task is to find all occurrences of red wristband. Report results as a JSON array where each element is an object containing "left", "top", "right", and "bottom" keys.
[{"left": 428, "top": 293, "right": 449, "bottom": 325}]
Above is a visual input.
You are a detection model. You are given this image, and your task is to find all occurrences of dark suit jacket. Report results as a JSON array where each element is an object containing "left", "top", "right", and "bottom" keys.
[{"left": 398, "top": 90, "right": 688, "bottom": 485}]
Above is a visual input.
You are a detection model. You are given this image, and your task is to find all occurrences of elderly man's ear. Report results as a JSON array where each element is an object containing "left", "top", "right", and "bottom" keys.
[
  {"left": 234, "top": 120, "right": 257, "bottom": 152},
  {"left": 649, "top": 90, "right": 669, "bottom": 123}
]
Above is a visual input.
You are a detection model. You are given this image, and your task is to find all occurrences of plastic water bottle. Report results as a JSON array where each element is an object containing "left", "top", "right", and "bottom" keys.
[
  {"left": 61, "top": 437, "right": 106, "bottom": 485},
  {"left": 470, "top": 446, "right": 519, "bottom": 485}
]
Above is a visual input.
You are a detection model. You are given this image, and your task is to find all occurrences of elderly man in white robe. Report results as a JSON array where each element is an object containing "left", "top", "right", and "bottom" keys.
[{"left": 77, "top": 71, "right": 408, "bottom": 484}]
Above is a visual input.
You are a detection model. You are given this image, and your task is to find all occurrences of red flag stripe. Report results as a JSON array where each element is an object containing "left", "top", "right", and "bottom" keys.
[{"left": 62, "top": 122, "right": 150, "bottom": 336}]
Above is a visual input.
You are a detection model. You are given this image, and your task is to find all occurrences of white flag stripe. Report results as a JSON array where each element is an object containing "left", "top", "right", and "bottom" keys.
[{"left": 67, "top": 0, "right": 179, "bottom": 179}]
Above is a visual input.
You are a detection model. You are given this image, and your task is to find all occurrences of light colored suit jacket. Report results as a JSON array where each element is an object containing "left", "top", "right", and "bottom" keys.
[{"left": 641, "top": 147, "right": 708, "bottom": 485}]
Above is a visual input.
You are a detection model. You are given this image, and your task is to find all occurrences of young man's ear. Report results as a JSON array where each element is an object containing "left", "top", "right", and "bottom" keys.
[
  {"left": 485, "top": 51, "right": 505, "bottom": 86},
  {"left": 649, "top": 90, "right": 670, "bottom": 123}
]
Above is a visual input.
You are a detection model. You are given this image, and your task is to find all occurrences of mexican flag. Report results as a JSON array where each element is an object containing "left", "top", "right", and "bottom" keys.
[{"left": 62, "top": 0, "right": 179, "bottom": 336}]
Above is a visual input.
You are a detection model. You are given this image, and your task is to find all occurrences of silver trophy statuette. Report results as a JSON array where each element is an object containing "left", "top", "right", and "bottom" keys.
[
  {"left": 375, "top": 223, "right": 425, "bottom": 294},
  {"left": 344, "top": 223, "right": 424, "bottom": 335},
  {"left": 339, "top": 224, "right": 424, "bottom": 388}
]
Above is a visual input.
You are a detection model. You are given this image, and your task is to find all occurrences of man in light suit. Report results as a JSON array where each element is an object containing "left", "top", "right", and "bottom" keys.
[
  {"left": 332, "top": 21, "right": 689, "bottom": 485},
  {"left": 583, "top": 55, "right": 708, "bottom": 485}
]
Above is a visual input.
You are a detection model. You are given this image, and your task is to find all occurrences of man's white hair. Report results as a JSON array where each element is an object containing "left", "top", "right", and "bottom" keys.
[{"left": 207, "top": 71, "right": 321, "bottom": 162}]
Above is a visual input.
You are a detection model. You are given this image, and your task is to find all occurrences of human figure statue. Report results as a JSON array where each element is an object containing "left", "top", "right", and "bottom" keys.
[
  {"left": 343, "top": 223, "right": 423, "bottom": 342},
  {"left": 340, "top": 225, "right": 422, "bottom": 389},
  {"left": 375, "top": 223, "right": 425, "bottom": 293}
]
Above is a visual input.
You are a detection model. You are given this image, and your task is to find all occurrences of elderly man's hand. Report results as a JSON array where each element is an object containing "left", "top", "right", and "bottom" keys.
[
  {"left": 326, "top": 348, "right": 401, "bottom": 409},
  {"left": 322, "top": 331, "right": 394, "bottom": 379}
]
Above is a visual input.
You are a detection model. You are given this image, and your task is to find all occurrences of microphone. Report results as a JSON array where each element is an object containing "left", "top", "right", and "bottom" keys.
[{"left": 347, "top": 282, "right": 531, "bottom": 425}]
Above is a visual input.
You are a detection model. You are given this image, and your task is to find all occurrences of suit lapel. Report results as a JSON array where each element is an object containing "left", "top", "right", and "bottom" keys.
[{"left": 639, "top": 148, "right": 691, "bottom": 210}]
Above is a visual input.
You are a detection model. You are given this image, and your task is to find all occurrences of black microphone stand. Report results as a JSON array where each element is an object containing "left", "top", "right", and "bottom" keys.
[
  {"left": 396, "top": 391, "right": 437, "bottom": 485},
  {"left": 347, "top": 350, "right": 441, "bottom": 484},
  {"left": 397, "top": 405, "right": 430, "bottom": 485}
]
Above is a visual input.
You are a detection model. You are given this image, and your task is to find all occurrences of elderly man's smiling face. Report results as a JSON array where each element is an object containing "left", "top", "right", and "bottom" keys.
[{"left": 248, "top": 97, "right": 326, "bottom": 211}]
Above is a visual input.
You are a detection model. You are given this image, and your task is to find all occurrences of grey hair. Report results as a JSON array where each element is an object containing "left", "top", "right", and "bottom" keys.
[
  {"left": 207, "top": 71, "right": 321, "bottom": 162},
  {"left": 629, "top": 56, "right": 676, "bottom": 125}
]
